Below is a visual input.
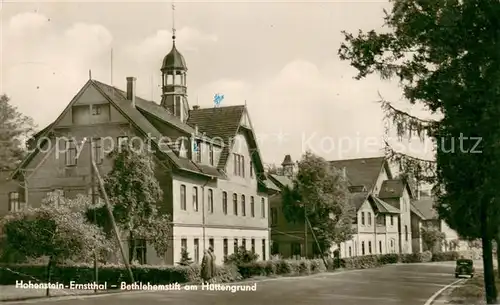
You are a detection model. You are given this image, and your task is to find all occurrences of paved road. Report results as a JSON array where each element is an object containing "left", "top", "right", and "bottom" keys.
[{"left": 7, "top": 262, "right": 461, "bottom": 305}]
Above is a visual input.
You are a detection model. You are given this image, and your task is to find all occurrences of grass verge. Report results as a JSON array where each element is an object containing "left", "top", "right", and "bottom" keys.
[{"left": 449, "top": 273, "right": 500, "bottom": 304}]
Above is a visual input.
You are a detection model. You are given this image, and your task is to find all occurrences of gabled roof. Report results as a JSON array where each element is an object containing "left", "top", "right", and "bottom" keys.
[
  {"left": 351, "top": 192, "right": 400, "bottom": 214},
  {"left": 372, "top": 196, "right": 400, "bottom": 214},
  {"left": 350, "top": 192, "right": 369, "bottom": 210},
  {"left": 412, "top": 196, "right": 438, "bottom": 220},
  {"left": 329, "top": 156, "right": 389, "bottom": 193},
  {"left": 268, "top": 174, "right": 294, "bottom": 189},
  {"left": 378, "top": 179, "right": 415, "bottom": 199},
  {"left": 187, "top": 106, "right": 245, "bottom": 169},
  {"left": 93, "top": 80, "right": 197, "bottom": 136},
  {"left": 410, "top": 203, "right": 426, "bottom": 219},
  {"left": 263, "top": 174, "right": 281, "bottom": 192},
  {"left": 12, "top": 79, "right": 225, "bottom": 180}
]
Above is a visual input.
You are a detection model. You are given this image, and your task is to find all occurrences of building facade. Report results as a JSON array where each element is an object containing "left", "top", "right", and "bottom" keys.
[
  {"left": 411, "top": 195, "right": 469, "bottom": 253},
  {"left": 1, "top": 34, "right": 271, "bottom": 266},
  {"left": 268, "top": 155, "right": 417, "bottom": 259}
]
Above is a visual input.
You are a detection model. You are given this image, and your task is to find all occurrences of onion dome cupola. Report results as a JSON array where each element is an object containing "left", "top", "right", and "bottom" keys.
[
  {"left": 160, "top": 29, "right": 190, "bottom": 122},
  {"left": 161, "top": 41, "right": 187, "bottom": 71}
]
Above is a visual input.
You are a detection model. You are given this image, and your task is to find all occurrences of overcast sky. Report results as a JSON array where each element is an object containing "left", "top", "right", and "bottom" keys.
[{"left": 0, "top": 0, "right": 434, "bottom": 165}]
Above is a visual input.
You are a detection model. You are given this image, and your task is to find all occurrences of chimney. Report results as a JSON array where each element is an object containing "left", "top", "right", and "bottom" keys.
[
  {"left": 126, "top": 77, "right": 136, "bottom": 107},
  {"left": 193, "top": 105, "right": 200, "bottom": 110}
]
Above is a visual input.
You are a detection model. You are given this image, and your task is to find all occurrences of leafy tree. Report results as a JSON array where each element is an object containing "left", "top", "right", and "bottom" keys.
[
  {"left": 0, "top": 193, "right": 110, "bottom": 296},
  {"left": 0, "top": 94, "right": 36, "bottom": 170},
  {"left": 338, "top": 0, "right": 500, "bottom": 302},
  {"left": 265, "top": 163, "right": 280, "bottom": 175},
  {"left": 282, "top": 151, "right": 355, "bottom": 254},
  {"left": 90, "top": 144, "right": 171, "bottom": 264},
  {"left": 421, "top": 226, "right": 445, "bottom": 253},
  {"left": 177, "top": 248, "right": 194, "bottom": 266}
]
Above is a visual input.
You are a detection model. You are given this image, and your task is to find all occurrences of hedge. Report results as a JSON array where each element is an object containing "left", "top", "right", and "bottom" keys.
[{"left": 0, "top": 250, "right": 478, "bottom": 286}]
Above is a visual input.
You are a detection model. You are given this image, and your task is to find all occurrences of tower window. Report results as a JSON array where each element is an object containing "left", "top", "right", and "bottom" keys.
[{"left": 175, "top": 96, "right": 181, "bottom": 116}]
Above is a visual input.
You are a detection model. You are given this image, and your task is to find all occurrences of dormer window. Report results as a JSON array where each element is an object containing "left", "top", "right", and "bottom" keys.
[
  {"left": 195, "top": 140, "right": 202, "bottom": 163},
  {"left": 209, "top": 144, "right": 214, "bottom": 166}
]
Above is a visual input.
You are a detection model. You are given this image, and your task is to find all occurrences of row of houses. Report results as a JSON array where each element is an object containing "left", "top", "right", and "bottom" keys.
[
  {"left": 267, "top": 155, "right": 469, "bottom": 258},
  {"left": 0, "top": 34, "right": 466, "bottom": 266}
]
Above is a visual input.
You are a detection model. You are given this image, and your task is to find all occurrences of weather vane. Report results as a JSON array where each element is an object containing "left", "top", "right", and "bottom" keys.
[
  {"left": 214, "top": 93, "right": 224, "bottom": 107},
  {"left": 172, "top": 3, "right": 176, "bottom": 39}
]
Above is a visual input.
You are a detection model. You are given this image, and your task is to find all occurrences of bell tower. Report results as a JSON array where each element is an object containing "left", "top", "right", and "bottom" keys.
[{"left": 160, "top": 4, "right": 189, "bottom": 122}]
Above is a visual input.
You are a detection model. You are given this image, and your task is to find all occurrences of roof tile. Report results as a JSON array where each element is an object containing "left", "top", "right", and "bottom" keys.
[
  {"left": 378, "top": 179, "right": 405, "bottom": 198},
  {"left": 187, "top": 106, "right": 245, "bottom": 169},
  {"left": 329, "top": 157, "right": 386, "bottom": 192}
]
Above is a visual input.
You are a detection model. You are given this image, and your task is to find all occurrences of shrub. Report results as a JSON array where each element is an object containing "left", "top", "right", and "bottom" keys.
[
  {"left": 378, "top": 253, "right": 399, "bottom": 264},
  {"left": 421, "top": 250, "right": 433, "bottom": 262},
  {"left": 177, "top": 248, "right": 193, "bottom": 266},
  {"left": 341, "top": 255, "right": 380, "bottom": 269},
  {"left": 399, "top": 253, "right": 423, "bottom": 263},
  {"left": 235, "top": 258, "right": 326, "bottom": 279},
  {"left": 431, "top": 251, "right": 460, "bottom": 262},
  {"left": 0, "top": 262, "right": 240, "bottom": 286},
  {"left": 224, "top": 246, "right": 259, "bottom": 266}
]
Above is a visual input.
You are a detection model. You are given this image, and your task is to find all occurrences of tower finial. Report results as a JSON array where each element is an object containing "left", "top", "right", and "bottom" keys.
[{"left": 171, "top": 3, "right": 176, "bottom": 41}]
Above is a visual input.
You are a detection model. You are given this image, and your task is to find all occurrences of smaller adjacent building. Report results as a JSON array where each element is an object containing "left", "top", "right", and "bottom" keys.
[{"left": 411, "top": 195, "right": 469, "bottom": 252}]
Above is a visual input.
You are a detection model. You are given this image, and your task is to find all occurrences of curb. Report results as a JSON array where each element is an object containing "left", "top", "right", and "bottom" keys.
[{"left": 424, "top": 279, "right": 465, "bottom": 305}]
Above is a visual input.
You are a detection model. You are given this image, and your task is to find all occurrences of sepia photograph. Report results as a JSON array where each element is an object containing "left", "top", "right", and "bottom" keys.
[{"left": 0, "top": 0, "right": 498, "bottom": 304}]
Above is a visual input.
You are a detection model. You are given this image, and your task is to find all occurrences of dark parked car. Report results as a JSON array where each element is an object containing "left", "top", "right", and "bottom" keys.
[{"left": 455, "top": 258, "right": 474, "bottom": 278}]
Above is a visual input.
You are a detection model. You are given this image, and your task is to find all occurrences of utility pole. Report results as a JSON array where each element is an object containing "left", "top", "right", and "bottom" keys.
[
  {"left": 305, "top": 217, "right": 328, "bottom": 269},
  {"left": 91, "top": 157, "right": 135, "bottom": 283},
  {"left": 304, "top": 203, "right": 308, "bottom": 258},
  {"left": 89, "top": 137, "right": 98, "bottom": 293}
]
